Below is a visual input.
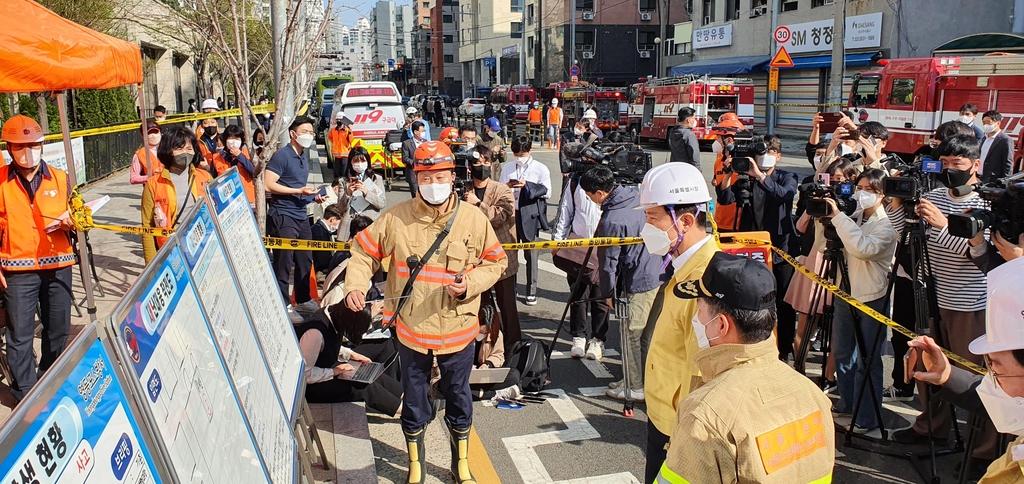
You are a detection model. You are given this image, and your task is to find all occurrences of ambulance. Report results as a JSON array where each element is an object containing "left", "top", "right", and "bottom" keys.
[{"left": 332, "top": 81, "right": 407, "bottom": 171}]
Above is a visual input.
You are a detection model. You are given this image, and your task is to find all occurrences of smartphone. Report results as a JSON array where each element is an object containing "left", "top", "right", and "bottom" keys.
[
  {"left": 904, "top": 347, "right": 920, "bottom": 385},
  {"left": 817, "top": 173, "right": 830, "bottom": 187},
  {"left": 842, "top": 129, "right": 862, "bottom": 141},
  {"left": 317, "top": 185, "right": 328, "bottom": 197},
  {"left": 820, "top": 112, "right": 843, "bottom": 132}
]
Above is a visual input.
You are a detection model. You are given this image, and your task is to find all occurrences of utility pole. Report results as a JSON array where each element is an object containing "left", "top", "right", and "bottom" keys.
[
  {"left": 827, "top": 0, "right": 846, "bottom": 112},
  {"left": 569, "top": 0, "right": 576, "bottom": 80},
  {"left": 658, "top": 0, "right": 668, "bottom": 77},
  {"left": 520, "top": 3, "right": 526, "bottom": 84},
  {"left": 271, "top": 0, "right": 294, "bottom": 146},
  {"left": 536, "top": 0, "right": 543, "bottom": 85},
  {"left": 766, "top": 0, "right": 778, "bottom": 134}
]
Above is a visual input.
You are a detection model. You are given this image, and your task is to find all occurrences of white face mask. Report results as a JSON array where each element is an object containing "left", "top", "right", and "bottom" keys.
[
  {"left": 13, "top": 147, "right": 42, "bottom": 169},
  {"left": 958, "top": 115, "right": 974, "bottom": 125},
  {"left": 839, "top": 143, "right": 854, "bottom": 156},
  {"left": 295, "top": 133, "right": 315, "bottom": 148},
  {"left": 983, "top": 123, "right": 998, "bottom": 134},
  {"left": 758, "top": 153, "right": 777, "bottom": 170},
  {"left": 352, "top": 162, "right": 368, "bottom": 174},
  {"left": 574, "top": 128, "right": 584, "bottom": 136},
  {"left": 977, "top": 374, "right": 1024, "bottom": 436},
  {"left": 515, "top": 155, "right": 529, "bottom": 165},
  {"left": 640, "top": 222, "right": 674, "bottom": 256},
  {"left": 475, "top": 332, "right": 487, "bottom": 342},
  {"left": 854, "top": 190, "right": 879, "bottom": 211},
  {"left": 465, "top": 141, "right": 476, "bottom": 149},
  {"left": 813, "top": 154, "right": 823, "bottom": 169},
  {"left": 690, "top": 313, "right": 721, "bottom": 349},
  {"left": 711, "top": 139, "right": 723, "bottom": 154},
  {"left": 148, "top": 133, "right": 161, "bottom": 146},
  {"left": 227, "top": 139, "right": 242, "bottom": 150},
  {"left": 419, "top": 182, "right": 452, "bottom": 205}
]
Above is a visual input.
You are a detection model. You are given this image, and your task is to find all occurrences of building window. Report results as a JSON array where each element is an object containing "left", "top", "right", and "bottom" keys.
[
  {"left": 512, "top": 0, "right": 523, "bottom": 13},
  {"left": 576, "top": 30, "right": 595, "bottom": 50},
  {"left": 781, "top": 0, "right": 797, "bottom": 11},
  {"left": 750, "top": 0, "right": 767, "bottom": 16},
  {"left": 702, "top": 0, "right": 715, "bottom": 24},
  {"left": 637, "top": 31, "right": 656, "bottom": 50},
  {"left": 396, "top": 14, "right": 403, "bottom": 22},
  {"left": 891, "top": 78, "right": 915, "bottom": 105},
  {"left": 424, "top": 16, "right": 431, "bottom": 24},
  {"left": 527, "top": 4, "right": 535, "bottom": 24},
  {"left": 639, "top": 0, "right": 656, "bottom": 10},
  {"left": 397, "top": 38, "right": 404, "bottom": 45},
  {"left": 674, "top": 42, "right": 692, "bottom": 55},
  {"left": 444, "top": 34, "right": 454, "bottom": 43},
  {"left": 398, "top": 50, "right": 405, "bottom": 57},
  {"left": 528, "top": 36, "right": 535, "bottom": 56},
  {"left": 512, "top": 21, "right": 523, "bottom": 39},
  {"left": 445, "top": 54, "right": 454, "bottom": 62},
  {"left": 811, "top": 0, "right": 834, "bottom": 6},
  {"left": 577, "top": 0, "right": 594, "bottom": 10},
  {"left": 443, "top": 14, "right": 453, "bottom": 22},
  {"left": 725, "top": 0, "right": 740, "bottom": 20}
]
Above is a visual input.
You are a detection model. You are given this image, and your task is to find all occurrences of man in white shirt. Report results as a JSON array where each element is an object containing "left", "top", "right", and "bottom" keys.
[{"left": 499, "top": 135, "right": 552, "bottom": 305}]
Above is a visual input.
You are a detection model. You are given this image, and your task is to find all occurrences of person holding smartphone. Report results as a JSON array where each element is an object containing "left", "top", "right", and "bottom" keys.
[
  {"left": 335, "top": 146, "right": 387, "bottom": 241},
  {"left": 500, "top": 136, "right": 552, "bottom": 305}
]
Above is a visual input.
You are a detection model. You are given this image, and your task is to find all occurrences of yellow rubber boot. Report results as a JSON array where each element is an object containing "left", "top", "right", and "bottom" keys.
[
  {"left": 404, "top": 427, "right": 426, "bottom": 484},
  {"left": 447, "top": 424, "right": 476, "bottom": 484}
]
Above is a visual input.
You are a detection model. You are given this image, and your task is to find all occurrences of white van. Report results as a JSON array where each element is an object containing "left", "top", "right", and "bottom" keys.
[{"left": 331, "top": 81, "right": 407, "bottom": 170}]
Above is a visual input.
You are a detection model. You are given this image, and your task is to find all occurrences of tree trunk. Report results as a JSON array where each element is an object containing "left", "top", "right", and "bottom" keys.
[{"left": 35, "top": 93, "right": 49, "bottom": 134}]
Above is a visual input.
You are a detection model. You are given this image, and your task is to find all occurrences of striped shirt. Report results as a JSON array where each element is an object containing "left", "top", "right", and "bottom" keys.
[{"left": 921, "top": 188, "right": 990, "bottom": 311}]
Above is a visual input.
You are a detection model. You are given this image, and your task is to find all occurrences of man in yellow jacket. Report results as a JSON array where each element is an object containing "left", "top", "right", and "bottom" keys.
[
  {"left": 344, "top": 141, "right": 506, "bottom": 484},
  {"left": 636, "top": 162, "right": 720, "bottom": 484},
  {"left": 655, "top": 252, "right": 835, "bottom": 483}
]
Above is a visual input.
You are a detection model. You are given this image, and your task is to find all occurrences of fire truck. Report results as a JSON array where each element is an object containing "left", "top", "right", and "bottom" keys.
[
  {"left": 849, "top": 54, "right": 1024, "bottom": 158},
  {"left": 490, "top": 84, "right": 537, "bottom": 120},
  {"left": 587, "top": 87, "right": 626, "bottom": 132},
  {"left": 625, "top": 76, "right": 755, "bottom": 144}
]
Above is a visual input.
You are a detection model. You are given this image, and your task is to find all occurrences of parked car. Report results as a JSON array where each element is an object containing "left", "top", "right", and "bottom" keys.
[
  {"left": 458, "top": 98, "right": 486, "bottom": 116},
  {"left": 402, "top": 96, "right": 411, "bottom": 105}
]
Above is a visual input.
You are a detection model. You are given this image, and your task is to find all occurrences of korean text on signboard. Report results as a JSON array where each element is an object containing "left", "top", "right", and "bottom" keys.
[
  {"left": 782, "top": 12, "right": 882, "bottom": 54},
  {"left": 693, "top": 24, "right": 733, "bottom": 49}
]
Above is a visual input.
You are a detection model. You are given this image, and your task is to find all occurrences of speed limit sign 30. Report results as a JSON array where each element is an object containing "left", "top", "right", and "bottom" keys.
[{"left": 774, "top": 26, "right": 791, "bottom": 44}]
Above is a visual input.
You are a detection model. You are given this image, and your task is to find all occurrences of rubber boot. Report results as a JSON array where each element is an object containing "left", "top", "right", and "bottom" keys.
[
  {"left": 447, "top": 423, "right": 476, "bottom": 484},
  {"left": 404, "top": 427, "right": 427, "bottom": 484}
]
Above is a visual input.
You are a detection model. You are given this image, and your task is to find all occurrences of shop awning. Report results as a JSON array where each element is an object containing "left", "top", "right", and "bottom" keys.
[
  {"left": 933, "top": 33, "right": 1024, "bottom": 55},
  {"left": 669, "top": 55, "right": 771, "bottom": 76},
  {"left": 790, "top": 52, "right": 877, "bottom": 69}
]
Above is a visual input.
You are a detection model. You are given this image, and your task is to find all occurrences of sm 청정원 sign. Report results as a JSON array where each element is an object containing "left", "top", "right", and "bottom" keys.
[{"left": 781, "top": 12, "right": 882, "bottom": 55}]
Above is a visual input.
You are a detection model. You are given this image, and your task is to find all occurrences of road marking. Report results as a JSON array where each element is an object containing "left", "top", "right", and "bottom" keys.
[
  {"left": 469, "top": 425, "right": 501, "bottom": 483},
  {"left": 502, "top": 389, "right": 641, "bottom": 483},
  {"left": 550, "top": 350, "right": 618, "bottom": 379},
  {"left": 577, "top": 387, "right": 609, "bottom": 397}
]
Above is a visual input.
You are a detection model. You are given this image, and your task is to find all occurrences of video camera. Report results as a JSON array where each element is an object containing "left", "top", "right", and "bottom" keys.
[
  {"left": 725, "top": 134, "right": 766, "bottom": 174},
  {"left": 800, "top": 181, "right": 857, "bottom": 218},
  {"left": 883, "top": 155, "right": 941, "bottom": 203},
  {"left": 946, "top": 173, "right": 1024, "bottom": 240},
  {"left": 560, "top": 140, "right": 652, "bottom": 185},
  {"left": 451, "top": 140, "right": 474, "bottom": 199}
]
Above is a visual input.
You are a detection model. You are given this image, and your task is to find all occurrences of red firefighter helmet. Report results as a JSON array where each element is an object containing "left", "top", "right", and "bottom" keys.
[
  {"left": 412, "top": 141, "right": 456, "bottom": 171},
  {"left": 711, "top": 118, "right": 745, "bottom": 136}
]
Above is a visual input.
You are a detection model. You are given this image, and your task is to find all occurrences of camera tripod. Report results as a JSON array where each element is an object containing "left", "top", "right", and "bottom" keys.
[
  {"left": 731, "top": 174, "right": 755, "bottom": 232},
  {"left": 793, "top": 226, "right": 843, "bottom": 386}
]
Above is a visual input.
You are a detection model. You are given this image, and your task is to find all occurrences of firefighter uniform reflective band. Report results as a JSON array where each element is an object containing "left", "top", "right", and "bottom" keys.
[
  {"left": 655, "top": 463, "right": 832, "bottom": 484},
  {"left": 0, "top": 164, "right": 77, "bottom": 271},
  {"left": 727, "top": 236, "right": 987, "bottom": 376}
]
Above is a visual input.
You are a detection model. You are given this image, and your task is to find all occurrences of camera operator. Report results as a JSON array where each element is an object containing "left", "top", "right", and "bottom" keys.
[
  {"left": 580, "top": 166, "right": 668, "bottom": 401},
  {"left": 668, "top": 107, "right": 700, "bottom": 169},
  {"left": 717, "top": 134, "right": 801, "bottom": 360},
  {"left": 905, "top": 256, "right": 1024, "bottom": 482},
  {"left": 709, "top": 116, "right": 746, "bottom": 231},
  {"left": 464, "top": 145, "right": 521, "bottom": 346},
  {"left": 968, "top": 230, "right": 1024, "bottom": 274},
  {"left": 457, "top": 124, "right": 477, "bottom": 150},
  {"left": 553, "top": 144, "right": 608, "bottom": 359},
  {"left": 891, "top": 135, "right": 1000, "bottom": 466},
  {"left": 818, "top": 168, "right": 897, "bottom": 435}
]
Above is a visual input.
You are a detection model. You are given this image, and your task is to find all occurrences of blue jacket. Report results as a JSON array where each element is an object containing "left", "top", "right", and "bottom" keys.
[{"left": 595, "top": 185, "right": 670, "bottom": 297}]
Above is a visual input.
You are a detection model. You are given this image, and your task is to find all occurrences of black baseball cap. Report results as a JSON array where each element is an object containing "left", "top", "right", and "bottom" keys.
[{"left": 673, "top": 252, "right": 776, "bottom": 310}]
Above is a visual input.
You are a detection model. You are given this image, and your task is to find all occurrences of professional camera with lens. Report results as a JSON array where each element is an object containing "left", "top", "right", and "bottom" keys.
[
  {"left": 452, "top": 143, "right": 475, "bottom": 199},
  {"left": 883, "top": 156, "right": 941, "bottom": 202},
  {"left": 727, "top": 136, "right": 767, "bottom": 174},
  {"left": 947, "top": 175, "right": 1024, "bottom": 240},
  {"left": 800, "top": 181, "right": 857, "bottom": 218},
  {"left": 560, "top": 140, "right": 652, "bottom": 185}
]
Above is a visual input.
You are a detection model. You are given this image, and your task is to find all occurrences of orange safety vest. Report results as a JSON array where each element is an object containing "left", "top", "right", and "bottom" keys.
[
  {"left": 327, "top": 126, "right": 352, "bottom": 157},
  {"left": 135, "top": 147, "right": 162, "bottom": 177},
  {"left": 0, "top": 163, "right": 75, "bottom": 272},
  {"left": 528, "top": 108, "right": 542, "bottom": 125},
  {"left": 212, "top": 147, "right": 255, "bottom": 206},
  {"left": 712, "top": 154, "right": 740, "bottom": 231},
  {"left": 198, "top": 135, "right": 219, "bottom": 166},
  {"left": 547, "top": 107, "right": 563, "bottom": 126},
  {"left": 146, "top": 166, "right": 214, "bottom": 247}
]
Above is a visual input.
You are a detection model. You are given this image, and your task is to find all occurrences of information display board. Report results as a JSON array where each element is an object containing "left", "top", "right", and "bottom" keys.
[
  {"left": 178, "top": 202, "right": 296, "bottom": 484},
  {"left": 0, "top": 325, "right": 168, "bottom": 484},
  {"left": 110, "top": 244, "right": 271, "bottom": 484},
  {"left": 205, "top": 169, "right": 304, "bottom": 419}
]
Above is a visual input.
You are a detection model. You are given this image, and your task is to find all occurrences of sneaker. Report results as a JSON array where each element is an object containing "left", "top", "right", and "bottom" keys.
[
  {"left": 525, "top": 295, "right": 538, "bottom": 306},
  {"left": 822, "top": 380, "right": 838, "bottom": 395},
  {"left": 286, "top": 306, "right": 304, "bottom": 325},
  {"left": 570, "top": 337, "right": 587, "bottom": 358},
  {"left": 293, "top": 299, "right": 320, "bottom": 314},
  {"left": 605, "top": 386, "right": 645, "bottom": 402},
  {"left": 585, "top": 339, "right": 604, "bottom": 360},
  {"left": 493, "top": 385, "right": 521, "bottom": 402},
  {"left": 607, "top": 379, "right": 624, "bottom": 390},
  {"left": 852, "top": 425, "right": 884, "bottom": 440},
  {"left": 883, "top": 386, "right": 915, "bottom": 403}
]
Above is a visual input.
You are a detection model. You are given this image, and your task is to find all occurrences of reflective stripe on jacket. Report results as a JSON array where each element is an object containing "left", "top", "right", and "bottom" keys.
[
  {"left": 0, "top": 163, "right": 74, "bottom": 272},
  {"left": 344, "top": 195, "right": 508, "bottom": 354}
]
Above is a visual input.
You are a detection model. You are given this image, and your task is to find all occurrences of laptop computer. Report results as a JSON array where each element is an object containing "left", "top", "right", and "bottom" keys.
[
  {"left": 469, "top": 367, "right": 511, "bottom": 385},
  {"left": 336, "top": 360, "right": 386, "bottom": 384}
]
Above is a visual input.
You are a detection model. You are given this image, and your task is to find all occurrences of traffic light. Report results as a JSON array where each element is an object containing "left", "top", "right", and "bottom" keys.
[{"left": 375, "top": 63, "right": 382, "bottom": 69}]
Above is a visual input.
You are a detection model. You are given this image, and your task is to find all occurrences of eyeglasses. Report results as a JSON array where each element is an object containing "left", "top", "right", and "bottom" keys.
[{"left": 987, "top": 371, "right": 1024, "bottom": 389}]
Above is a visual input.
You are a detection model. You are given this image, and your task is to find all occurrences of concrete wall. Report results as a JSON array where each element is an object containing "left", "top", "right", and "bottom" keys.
[
  {"left": 459, "top": 0, "right": 520, "bottom": 94},
  {"left": 897, "top": 0, "right": 1014, "bottom": 57}
]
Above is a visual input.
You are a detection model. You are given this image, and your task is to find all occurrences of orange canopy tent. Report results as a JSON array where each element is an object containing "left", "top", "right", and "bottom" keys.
[
  {"left": 0, "top": 0, "right": 143, "bottom": 91},
  {"left": 0, "top": 0, "right": 146, "bottom": 322}
]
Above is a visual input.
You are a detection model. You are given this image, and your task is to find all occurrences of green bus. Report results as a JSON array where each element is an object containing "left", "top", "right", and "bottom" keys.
[{"left": 314, "top": 75, "right": 354, "bottom": 102}]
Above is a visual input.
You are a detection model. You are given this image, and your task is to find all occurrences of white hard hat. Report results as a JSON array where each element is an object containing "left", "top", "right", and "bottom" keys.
[
  {"left": 638, "top": 163, "right": 711, "bottom": 208},
  {"left": 551, "top": 98, "right": 559, "bottom": 106},
  {"left": 201, "top": 99, "right": 219, "bottom": 111},
  {"left": 970, "top": 257, "right": 1024, "bottom": 355},
  {"left": 406, "top": 106, "right": 418, "bottom": 115},
  {"left": 533, "top": 101, "right": 539, "bottom": 107},
  {"left": 583, "top": 109, "right": 598, "bottom": 120},
  {"left": 335, "top": 111, "right": 345, "bottom": 119}
]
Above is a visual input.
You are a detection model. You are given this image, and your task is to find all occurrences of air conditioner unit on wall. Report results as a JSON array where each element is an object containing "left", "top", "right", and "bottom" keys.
[
  {"left": 583, "top": 51, "right": 595, "bottom": 59},
  {"left": 639, "top": 51, "right": 651, "bottom": 58},
  {"left": 750, "top": 6, "right": 767, "bottom": 17},
  {"left": 640, "top": 12, "right": 652, "bottom": 21},
  {"left": 583, "top": 12, "right": 595, "bottom": 20}
]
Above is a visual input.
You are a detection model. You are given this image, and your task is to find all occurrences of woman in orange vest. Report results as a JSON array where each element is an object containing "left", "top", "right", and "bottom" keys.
[
  {"left": 141, "top": 126, "right": 214, "bottom": 263},
  {"left": 327, "top": 112, "right": 353, "bottom": 179},
  {"left": 710, "top": 116, "right": 746, "bottom": 231},
  {"left": 130, "top": 120, "right": 163, "bottom": 185},
  {"left": 0, "top": 114, "right": 77, "bottom": 401},
  {"left": 212, "top": 124, "right": 256, "bottom": 209}
]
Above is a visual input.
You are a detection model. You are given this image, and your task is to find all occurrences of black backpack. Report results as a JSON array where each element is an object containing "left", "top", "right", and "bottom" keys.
[{"left": 507, "top": 339, "right": 550, "bottom": 393}]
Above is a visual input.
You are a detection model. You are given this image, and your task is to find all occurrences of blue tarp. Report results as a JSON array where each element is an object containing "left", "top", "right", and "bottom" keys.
[
  {"left": 669, "top": 55, "right": 771, "bottom": 76},
  {"left": 789, "top": 53, "right": 876, "bottom": 69}
]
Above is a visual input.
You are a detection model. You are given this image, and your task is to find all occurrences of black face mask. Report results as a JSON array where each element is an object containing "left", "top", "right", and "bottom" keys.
[
  {"left": 172, "top": 153, "right": 191, "bottom": 170},
  {"left": 471, "top": 164, "right": 491, "bottom": 181},
  {"left": 939, "top": 168, "right": 973, "bottom": 189},
  {"left": 203, "top": 126, "right": 218, "bottom": 137}
]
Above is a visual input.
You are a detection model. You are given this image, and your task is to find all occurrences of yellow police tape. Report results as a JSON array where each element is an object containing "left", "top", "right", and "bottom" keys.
[
  {"left": 39, "top": 104, "right": 277, "bottom": 142},
  {"left": 728, "top": 236, "right": 987, "bottom": 376}
]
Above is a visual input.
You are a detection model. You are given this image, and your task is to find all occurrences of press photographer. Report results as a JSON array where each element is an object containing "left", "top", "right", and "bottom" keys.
[
  {"left": 954, "top": 173, "right": 1024, "bottom": 273},
  {"left": 717, "top": 134, "right": 801, "bottom": 361}
]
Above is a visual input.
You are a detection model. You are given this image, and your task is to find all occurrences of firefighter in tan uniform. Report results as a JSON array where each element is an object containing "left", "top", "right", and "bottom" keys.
[{"left": 656, "top": 252, "right": 835, "bottom": 484}]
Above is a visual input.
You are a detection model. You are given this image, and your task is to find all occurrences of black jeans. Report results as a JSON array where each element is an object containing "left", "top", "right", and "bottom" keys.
[
  {"left": 774, "top": 261, "right": 797, "bottom": 360},
  {"left": 5, "top": 267, "right": 73, "bottom": 401},
  {"left": 268, "top": 211, "right": 313, "bottom": 304},
  {"left": 332, "top": 156, "right": 348, "bottom": 182},
  {"left": 564, "top": 262, "right": 610, "bottom": 342},
  {"left": 400, "top": 341, "right": 475, "bottom": 431},
  {"left": 645, "top": 419, "right": 671, "bottom": 484}
]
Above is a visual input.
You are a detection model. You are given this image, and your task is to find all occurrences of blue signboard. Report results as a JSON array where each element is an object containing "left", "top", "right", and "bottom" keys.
[
  {"left": 570, "top": 65, "right": 581, "bottom": 76},
  {"left": 484, "top": 57, "right": 496, "bottom": 68},
  {"left": 0, "top": 331, "right": 164, "bottom": 484},
  {"left": 388, "top": 58, "right": 395, "bottom": 68}
]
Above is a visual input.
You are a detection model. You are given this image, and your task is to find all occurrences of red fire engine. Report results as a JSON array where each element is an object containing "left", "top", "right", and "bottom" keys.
[
  {"left": 849, "top": 55, "right": 1024, "bottom": 159},
  {"left": 490, "top": 84, "right": 537, "bottom": 120},
  {"left": 626, "top": 76, "right": 755, "bottom": 144},
  {"left": 586, "top": 87, "right": 626, "bottom": 132}
]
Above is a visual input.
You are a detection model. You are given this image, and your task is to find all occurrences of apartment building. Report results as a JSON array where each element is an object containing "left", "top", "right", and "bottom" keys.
[
  {"left": 370, "top": 1, "right": 414, "bottom": 81},
  {"left": 458, "top": 0, "right": 523, "bottom": 96},
  {"left": 431, "top": 0, "right": 463, "bottom": 96}
]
